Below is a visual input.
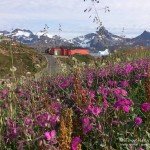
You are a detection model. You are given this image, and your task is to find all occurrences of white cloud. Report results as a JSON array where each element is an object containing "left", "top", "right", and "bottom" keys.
[{"left": 0, "top": 0, "right": 150, "bottom": 38}]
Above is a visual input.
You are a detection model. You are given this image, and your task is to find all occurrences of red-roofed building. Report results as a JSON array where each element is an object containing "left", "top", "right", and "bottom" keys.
[{"left": 45, "top": 47, "right": 89, "bottom": 56}]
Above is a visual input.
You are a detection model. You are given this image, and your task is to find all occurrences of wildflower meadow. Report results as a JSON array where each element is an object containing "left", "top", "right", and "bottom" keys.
[{"left": 0, "top": 48, "right": 150, "bottom": 150}]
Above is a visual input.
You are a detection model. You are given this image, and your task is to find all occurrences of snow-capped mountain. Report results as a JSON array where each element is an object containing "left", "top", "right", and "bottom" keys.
[
  {"left": 8, "top": 29, "right": 38, "bottom": 44},
  {"left": 12, "top": 29, "right": 32, "bottom": 37},
  {"left": 0, "top": 29, "right": 71, "bottom": 50},
  {"left": 71, "top": 27, "right": 124, "bottom": 52},
  {"left": 71, "top": 28, "right": 150, "bottom": 51},
  {"left": 36, "top": 31, "right": 53, "bottom": 38},
  {"left": 0, "top": 28, "right": 150, "bottom": 52},
  {"left": 31, "top": 35, "right": 73, "bottom": 51}
]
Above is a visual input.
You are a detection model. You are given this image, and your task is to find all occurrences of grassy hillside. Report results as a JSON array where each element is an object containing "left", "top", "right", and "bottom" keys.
[{"left": 0, "top": 41, "right": 47, "bottom": 78}]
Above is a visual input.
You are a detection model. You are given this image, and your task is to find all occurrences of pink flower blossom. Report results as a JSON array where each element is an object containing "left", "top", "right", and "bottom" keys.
[
  {"left": 120, "top": 80, "right": 129, "bottom": 88},
  {"left": 102, "top": 99, "right": 109, "bottom": 112},
  {"left": 88, "top": 105, "right": 102, "bottom": 116},
  {"left": 134, "top": 117, "right": 142, "bottom": 125},
  {"left": 124, "top": 64, "right": 134, "bottom": 74},
  {"left": 51, "top": 102, "right": 61, "bottom": 113},
  {"left": 24, "top": 117, "right": 32, "bottom": 126},
  {"left": 114, "top": 98, "right": 133, "bottom": 113},
  {"left": 0, "top": 89, "right": 9, "bottom": 99},
  {"left": 113, "top": 88, "right": 128, "bottom": 97},
  {"left": 71, "top": 137, "right": 82, "bottom": 150},
  {"left": 122, "top": 105, "right": 130, "bottom": 113},
  {"left": 108, "top": 80, "right": 117, "bottom": 87},
  {"left": 82, "top": 117, "right": 93, "bottom": 134},
  {"left": 44, "top": 130, "right": 56, "bottom": 141},
  {"left": 97, "top": 86, "right": 109, "bottom": 98},
  {"left": 141, "top": 102, "right": 150, "bottom": 112}
]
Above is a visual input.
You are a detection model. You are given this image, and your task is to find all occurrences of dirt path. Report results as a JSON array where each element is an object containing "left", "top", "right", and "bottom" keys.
[
  {"left": 44, "top": 54, "right": 61, "bottom": 76},
  {"left": 34, "top": 54, "right": 61, "bottom": 80}
]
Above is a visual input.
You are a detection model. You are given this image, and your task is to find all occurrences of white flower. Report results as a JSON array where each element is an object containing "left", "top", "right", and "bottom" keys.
[
  {"left": 72, "top": 57, "right": 77, "bottom": 62},
  {"left": 10, "top": 66, "right": 17, "bottom": 72},
  {"left": 26, "top": 72, "right": 31, "bottom": 75},
  {"left": 116, "top": 58, "right": 121, "bottom": 62},
  {"left": 82, "top": 62, "right": 86, "bottom": 66},
  {"left": 35, "top": 64, "right": 41, "bottom": 69},
  {"left": 101, "top": 63, "right": 106, "bottom": 66}
]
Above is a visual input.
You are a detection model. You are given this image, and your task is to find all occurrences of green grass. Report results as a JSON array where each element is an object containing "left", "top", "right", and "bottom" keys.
[{"left": 0, "top": 41, "right": 47, "bottom": 78}]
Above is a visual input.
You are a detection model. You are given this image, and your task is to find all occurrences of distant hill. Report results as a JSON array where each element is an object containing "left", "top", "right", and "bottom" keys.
[{"left": 0, "top": 41, "right": 46, "bottom": 78}]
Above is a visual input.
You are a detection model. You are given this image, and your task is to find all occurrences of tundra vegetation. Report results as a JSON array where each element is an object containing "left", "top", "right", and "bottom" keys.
[{"left": 0, "top": 47, "right": 150, "bottom": 150}]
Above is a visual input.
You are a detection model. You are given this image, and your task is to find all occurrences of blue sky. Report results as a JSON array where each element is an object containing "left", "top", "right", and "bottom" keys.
[{"left": 0, "top": 0, "right": 150, "bottom": 39}]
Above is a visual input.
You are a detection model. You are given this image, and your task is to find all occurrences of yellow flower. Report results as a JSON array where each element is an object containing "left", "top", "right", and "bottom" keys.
[{"left": 116, "top": 58, "right": 121, "bottom": 62}]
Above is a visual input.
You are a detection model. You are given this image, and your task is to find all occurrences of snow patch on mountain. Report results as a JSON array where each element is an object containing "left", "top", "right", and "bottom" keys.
[
  {"left": 36, "top": 31, "right": 53, "bottom": 38},
  {"left": 13, "top": 31, "right": 31, "bottom": 37}
]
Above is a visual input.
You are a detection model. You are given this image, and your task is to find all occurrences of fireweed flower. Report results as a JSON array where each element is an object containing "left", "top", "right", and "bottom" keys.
[
  {"left": 36, "top": 113, "right": 51, "bottom": 127},
  {"left": 0, "top": 89, "right": 9, "bottom": 99},
  {"left": 108, "top": 80, "right": 117, "bottom": 87},
  {"left": 114, "top": 98, "right": 133, "bottom": 113},
  {"left": 50, "top": 102, "right": 62, "bottom": 114},
  {"left": 82, "top": 117, "right": 93, "bottom": 134},
  {"left": 99, "top": 69, "right": 109, "bottom": 78},
  {"left": 57, "top": 76, "right": 73, "bottom": 89},
  {"left": 134, "top": 117, "right": 143, "bottom": 126},
  {"left": 86, "top": 72, "right": 94, "bottom": 87},
  {"left": 49, "top": 115, "right": 60, "bottom": 126},
  {"left": 97, "top": 86, "right": 110, "bottom": 98},
  {"left": 113, "top": 88, "right": 128, "bottom": 97},
  {"left": 141, "top": 102, "right": 150, "bottom": 112},
  {"left": 88, "top": 105, "right": 102, "bottom": 116},
  {"left": 44, "top": 130, "right": 56, "bottom": 141},
  {"left": 88, "top": 90, "right": 95, "bottom": 101},
  {"left": 71, "top": 137, "right": 82, "bottom": 150},
  {"left": 102, "top": 99, "right": 109, "bottom": 112},
  {"left": 122, "top": 105, "right": 130, "bottom": 113},
  {"left": 120, "top": 80, "right": 129, "bottom": 88},
  {"left": 124, "top": 63, "right": 134, "bottom": 74},
  {"left": 6, "top": 118, "right": 18, "bottom": 140},
  {"left": 24, "top": 117, "right": 32, "bottom": 126}
]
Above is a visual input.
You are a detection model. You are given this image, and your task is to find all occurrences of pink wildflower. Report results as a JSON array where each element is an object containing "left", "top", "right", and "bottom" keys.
[
  {"left": 88, "top": 105, "right": 102, "bottom": 116},
  {"left": 102, "top": 99, "right": 109, "bottom": 112},
  {"left": 124, "top": 64, "right": 134, "bottom": 74},
  {"left": 24, "top": 117, "right": 32, "bottom": 126},
  {"left": 113, "top": 88, "right": 128, "bottom": 97},
  {"left": 134, "top": 117, "right": 142, "bottom": 126},
  {"left": 114, "top": 98, "right": 133, "bottom": 113},
  {"left": 120, "top": 80, "right": 129, "bottom": 88},
  {"left": 122, "top": 105, "right": 130, "bottom": 113},
  {"left": 44, "top": 130, "right": 56, "bottom": 141},
  {"left": 71, "top": 137, "right": 82, "bottom": 150},
  {"left": 141, "top": 102, "right": 150, "bottom": 112},
  {"left": 82, "top": 117, "right": 93, "bottom": 134}
]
